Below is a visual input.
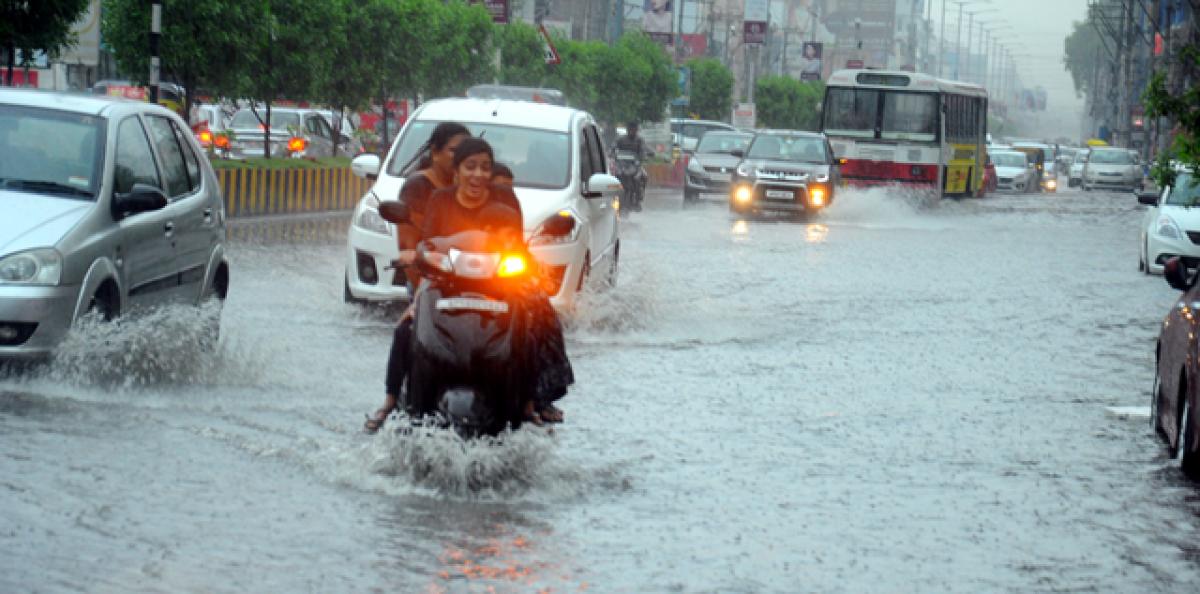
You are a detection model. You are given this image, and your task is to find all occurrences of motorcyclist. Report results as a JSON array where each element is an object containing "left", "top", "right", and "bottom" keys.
[
  {"left": 416, "top": 138, "right": 574, "bottom": 425},
  {"left": 365, "top": 122, "right": 470, "bottom": 433},
  {"left": 613, "top": 121, "right": 651, "bottom": 211}
]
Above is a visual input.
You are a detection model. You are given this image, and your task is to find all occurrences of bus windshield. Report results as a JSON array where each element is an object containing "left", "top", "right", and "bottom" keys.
[{"left": 824, "top": 88, "right": 938, "bottom": 143}]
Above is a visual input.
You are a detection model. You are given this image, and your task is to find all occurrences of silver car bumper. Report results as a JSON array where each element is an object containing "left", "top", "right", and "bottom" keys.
[
  {"left": 731, "top": 179, "right": 820, "bottom": 212},
  {"left": 0, "top": 284, "right": 80, "bottom": 357}
]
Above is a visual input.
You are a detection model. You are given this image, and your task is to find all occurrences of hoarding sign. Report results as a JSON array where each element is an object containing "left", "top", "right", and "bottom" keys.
[
  {"left": 732, "top": 103, "right": 756, "bottom": 129},
  {"left": 643, "top": 0, "right": 674, "bottom": 44},
  {"left": 471, "top": 0, "right": 509, "bottom": 24},
  {"left": 744, "top": 0, "right": 769, "bottom": 45}
]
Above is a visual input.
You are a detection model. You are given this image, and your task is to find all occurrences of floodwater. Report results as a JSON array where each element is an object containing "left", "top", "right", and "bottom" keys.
[{"left": 3, "top": 184, "right": 1200, "bottom": 593}]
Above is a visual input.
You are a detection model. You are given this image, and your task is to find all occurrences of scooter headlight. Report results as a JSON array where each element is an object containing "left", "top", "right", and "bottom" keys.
[
  {"left": 496, "top": 255, "right": 528, "bottom": 278},
  {"left": 0, "top": 248, "right": 63, "bottom": 285},
  {"left": 354, "top": 193, "right": 390, "bottom": 235}
]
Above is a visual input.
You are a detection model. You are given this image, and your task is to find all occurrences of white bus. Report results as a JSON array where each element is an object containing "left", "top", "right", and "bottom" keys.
[{"left": 820, "top": 69, "right": 988, "bottom": 197}]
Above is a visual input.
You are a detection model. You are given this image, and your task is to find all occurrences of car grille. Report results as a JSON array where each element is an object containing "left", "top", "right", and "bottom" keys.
[
  {"left": 998, "top": 177, "right": 1013, "bottom": 184},
  {"left": 703, "top": 166, "right": 729, "bottom": 173},
  {"left": 758, "top": 169, "right": 808, "bottom": 180}
]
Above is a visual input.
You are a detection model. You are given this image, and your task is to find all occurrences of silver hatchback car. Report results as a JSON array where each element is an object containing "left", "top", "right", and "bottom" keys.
[{"left": 0, "top": 89, "right": 229, "bottom": 357}]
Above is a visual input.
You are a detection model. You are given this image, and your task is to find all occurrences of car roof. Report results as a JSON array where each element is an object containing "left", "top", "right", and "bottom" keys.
[
  {"left": 0, "top": 87, "right": 131, "bottom": 116},
  {"left": 673, "top": 118, "right": 734, "bottom": 126},
  {"left": 414, "top": 97, "right": 582, "bottom": 132},
  {"left": 755, "top": 129, "right": 825, "bottom": 138}
]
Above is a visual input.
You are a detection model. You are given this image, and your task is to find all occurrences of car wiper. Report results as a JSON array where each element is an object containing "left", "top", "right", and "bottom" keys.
[{"left": 0, "top": 178, "right": 94, "bottom": 198}]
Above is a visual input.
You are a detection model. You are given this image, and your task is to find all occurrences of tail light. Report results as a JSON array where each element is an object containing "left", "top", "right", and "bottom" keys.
[
  {"left": 287, "top": 137, "right": 307, "bottom": 153},
  {"left": 198, "top": 130, "right": 213, "bottom": 145},
  {"left": 214, "top": 135, "right": 231, "bottom": 149}
]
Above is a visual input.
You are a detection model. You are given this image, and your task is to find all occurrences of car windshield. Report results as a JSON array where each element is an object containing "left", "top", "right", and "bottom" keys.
[
  {"left": 1089, "top": 150, "right": 1133, "bottom": 164},
  {"left": 747, "top": 135, "right": 827, "bottom": 163},
  {"left": 0, "top": 105, "right": 104, "bottom": 200},
  {"left": 230, "top": 109, "right": 301, "bottom": 131},
  {"left": 1165, "top": 173, "right": 1200, "bottom": 207},
  {"left": 386, "top": 121, "right": 571, "bottom": 189},
  {"left": 696, "top": 133, "right": 752, "bottom": 155},
  {"left": 992, "top": 153, "right": 1026, "bottom": 168}
]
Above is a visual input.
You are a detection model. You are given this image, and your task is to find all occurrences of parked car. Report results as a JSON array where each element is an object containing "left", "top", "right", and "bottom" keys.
[
  {"left": 191, "top": 102, "right": 233, "bottom": 155},
  {"left": 728, "top": 130, "right": 840, "bottom": 215},
  {"left": 0, "top": 88, "right": 229, "bottom": 357},
  {"left": 1068, "top": 152, "right": 1087, "bottom": 188},
  {"left": 316, "top": 109, "right": 363, "bottom": 156},
  {"left": 990, "top": 150, "right": 1036, "bottom": 193},
  {"left": 684, "top": 131, "right": 753, "bottom": 203},
  {"left": 1138, "top": 170, "right": 1200, "bottom": 274},
  {"left": 226, "top": 107, "right": 349, "bottom": 160},
  {"left": 671, "top": 118, "right": 737, "bottom": 153},
  {"left": 345, "top": 95, "right": 622, "bottom": 311},
  {"left": 1151, "top": 255, "right": 1200, "bottom": 477},
  {"left": 1082, "top": 147, "right": 1141, "bottom": 192}
]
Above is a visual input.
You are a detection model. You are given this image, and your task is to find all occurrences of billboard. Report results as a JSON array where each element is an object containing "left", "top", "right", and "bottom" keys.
[
  {"left": 744, "top": 0, "right": 770, "bottom": 45},
  {"left": 800, "top": 42, "right": 823, "bottom": 81},
  {"left": 469, "top": 0, "right": 509, "bottom": 24},
  {"left": 643, "top": 0, "right": 674, "bottom": 44},
  {"left": 821, "top": 0, "right": 897, "bottom": 67}
]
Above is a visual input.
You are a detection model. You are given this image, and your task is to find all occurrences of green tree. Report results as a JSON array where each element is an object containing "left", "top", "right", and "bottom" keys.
[
  {"left": 686, "top": 58, "right": 733, "bottom": 121},
  {"left": 1062, "top": 17, "right": 1105, "bottom": 99},
  {"left": 616, "top": 32, "right": 674, "bottom": 124},
  {"left": 1, "top": 0, "right": 90, "bottom": 84},
  {"left": 102, "top": 0, "right": 259, "bottom": 111},
  {"left": 498, "top": 20, "right": 547, "bottom": 87},
  {"left": 417, "top": 0, "right": 496, "bottom": 99},
  {"left": 755, "top": 76, "right": 824, "bottom": 130},
  {"left": 1144, "top": 45, "right": 1200, "bottom": 188}
]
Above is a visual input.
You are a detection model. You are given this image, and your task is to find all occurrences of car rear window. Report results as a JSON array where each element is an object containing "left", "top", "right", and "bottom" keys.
[{"left": 230, "top": 109, "right": 301, "bottom": 131}]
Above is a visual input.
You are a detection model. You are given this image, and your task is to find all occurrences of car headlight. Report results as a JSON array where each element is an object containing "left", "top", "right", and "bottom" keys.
[
  {"left": 354, "top": 193, "right": 390, "bottom": 235},
  {"left": 1158, "top": 215, "right": 1183, "bottom": 240},
  {"left": 0, "top": 248, "right": 63, "bottom": 285},
  {"left": 687, "top": 158, "right": 705, "bottom": 173},
  {"left": 529, "top": 210, "right": 580, "bottom": 246},
  {"left": 736, "top": 163, "right": 754, "bottom": 177}
]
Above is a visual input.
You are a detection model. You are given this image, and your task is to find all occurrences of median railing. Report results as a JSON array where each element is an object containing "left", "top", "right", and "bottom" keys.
[{"left": 216, "top": 167, "right": 372, "bottom": 217}]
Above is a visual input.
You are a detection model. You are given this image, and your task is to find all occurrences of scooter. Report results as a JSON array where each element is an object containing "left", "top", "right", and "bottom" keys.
[{"left": 613, "top": 150, "right": 645, "bottom": 212}]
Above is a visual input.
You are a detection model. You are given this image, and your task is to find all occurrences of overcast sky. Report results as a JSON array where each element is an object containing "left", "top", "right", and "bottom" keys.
[{"left": 927, "top": 0, "right": 1089, "bottom": 113}]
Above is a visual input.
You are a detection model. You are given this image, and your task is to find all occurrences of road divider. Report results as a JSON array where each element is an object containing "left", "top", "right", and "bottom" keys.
[{"left": 216, "top": 167, "right": 372, "bottom": 217}]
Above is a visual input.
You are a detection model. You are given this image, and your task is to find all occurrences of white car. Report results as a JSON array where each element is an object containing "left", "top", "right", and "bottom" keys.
[
  {"left": 344, "top": 97, "right": 622, "bottom": 311},
  {"left": 1068, "top": 153, "right": 1087, "bottom": 187},
  {"left": 1139, "top": 169, "right": 1200, "bottom": 274},
  {"left": 990, "top": 150, "right": 1036, "bottom": 193}
]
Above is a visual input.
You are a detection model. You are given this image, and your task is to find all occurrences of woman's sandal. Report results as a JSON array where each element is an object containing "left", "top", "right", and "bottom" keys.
[
  {"left": 363, "top": 409, "right": 392, "bottom": 434},
  {"left": 538, "top": 403, "right": 565, "bottom": 424}
]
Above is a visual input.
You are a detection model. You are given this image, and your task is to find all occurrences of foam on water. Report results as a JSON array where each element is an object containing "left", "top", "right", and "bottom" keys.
[
  {"left": 320, "top": 422, "right": 629, "bottom": 500},
  {"left": 822, "top": 184, "right": 961, "bottom": 231}
]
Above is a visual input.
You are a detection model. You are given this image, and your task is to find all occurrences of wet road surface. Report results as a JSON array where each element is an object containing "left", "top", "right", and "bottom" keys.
[{"left": 3, "top": 183, "right": 1200, "bottom": 592}]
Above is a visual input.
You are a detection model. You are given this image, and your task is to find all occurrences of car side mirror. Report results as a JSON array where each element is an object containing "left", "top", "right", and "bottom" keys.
[
  {"left": 730, "top": 149, "right": 745, "bottom": 158},
  {"left": 1137, "top": 190, "right": 1160, "bottom": 206},
  {"left": 112, "top": 183, "right": 168, "bottom": 220},
  {"left": 378, "top": 201, "right": 410, "bottom": 225},
  {"left": 351, "top": 153, "right": 381, "bottom": 180},
  {"left": 1165, "top": 257, "right": 1192, "bottom": 291},
  {"left": 584, "top": 173, "right": 622, "bottom": 198}
]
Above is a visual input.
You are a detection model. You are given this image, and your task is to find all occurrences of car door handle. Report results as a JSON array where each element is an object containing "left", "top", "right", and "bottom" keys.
[
  {"left": 164, "top": 222, "right": 175, "bottom": 236},
  {"left": 203, "top": 208, "right": 213, "bottom": 220}
]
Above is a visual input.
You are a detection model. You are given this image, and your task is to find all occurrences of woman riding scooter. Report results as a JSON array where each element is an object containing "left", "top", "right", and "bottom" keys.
[{"left": 365, "top": 122, "right": 470, "bottom": 433}]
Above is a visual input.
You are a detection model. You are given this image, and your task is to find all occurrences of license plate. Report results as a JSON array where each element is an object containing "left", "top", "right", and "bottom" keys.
[
  {"left": 436, "top": 297, "right": 508, "bottom": 313},
  {"left": 766, "top": 189, "right": 793, "bottom": 199}
]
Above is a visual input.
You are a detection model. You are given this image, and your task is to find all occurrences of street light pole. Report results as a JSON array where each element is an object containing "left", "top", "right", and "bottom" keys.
[
  {"left": 149, "top": 1, "right": 161, "bottom": 103},
  {"left": 939, "top": 0, "right": 947, "bottom": 76}
]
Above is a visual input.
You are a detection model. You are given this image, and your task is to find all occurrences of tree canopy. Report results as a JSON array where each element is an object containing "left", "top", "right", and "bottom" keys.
[
  {"left": 686, "top": 58, "right": 733, "bottom": 121},
  {"left": 1062, "top": 18, "right": 1106, "bottom": 99},
  {"left": 1144, "top": 45, "right": 1200, "bottom": 188},
  {"left": 1, "top": 0, "right": 91, "bottom": 84},
  {"left": 755, "top": 76, "right": 823, "bottom": 130}
]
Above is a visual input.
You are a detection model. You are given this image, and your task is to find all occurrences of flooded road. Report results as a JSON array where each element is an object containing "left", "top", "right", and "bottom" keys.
[{"left": 3, "top": 184, "right": 1200, "bottom": 592}]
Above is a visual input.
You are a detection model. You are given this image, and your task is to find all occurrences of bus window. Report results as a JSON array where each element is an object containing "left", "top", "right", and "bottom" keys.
[
  {"left": 823, "top": 88, "right": 879, "bottom": 138},
  {"left": 880, "top": 93, "right": 937, "bottom": 142}
]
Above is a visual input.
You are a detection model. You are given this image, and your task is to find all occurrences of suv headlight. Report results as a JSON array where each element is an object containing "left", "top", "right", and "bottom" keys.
[
  {"left": 354, "top": 193, "right": 390, "bottom": 235},
  {"left": 1158, "top": 215, "right": 1183, "bottom": 240},
  {"left": 0, "top": 248, "right": 63, "bottom": 285},
  {"left": 529, "top": 210, "right": 581, "bottom": 246}
]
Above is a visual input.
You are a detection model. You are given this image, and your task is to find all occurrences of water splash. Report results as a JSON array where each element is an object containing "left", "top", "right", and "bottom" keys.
[
  {"left": 39, "top": 300, "right": 262, "bottom": 389},
  {"left": 823, "top": 184, "right": 948, "bottom": 228}
]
